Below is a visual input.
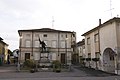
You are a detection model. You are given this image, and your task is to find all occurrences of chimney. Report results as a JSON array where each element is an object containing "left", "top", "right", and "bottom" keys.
[{"left": 99, "top": 19, "right": 101, "bottom": 25}]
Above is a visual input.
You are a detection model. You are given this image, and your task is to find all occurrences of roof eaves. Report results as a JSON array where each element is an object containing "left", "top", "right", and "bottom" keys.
[
  {"left": 77, "top": 40, "right": 85, "bottom": 46},
  {"left": 81, "top": 17, "right": 120, "bottom": 36},
  {"left": 0, "top": 40, "right": 8, "bottom": 46},
  {"left": 81, "top": 26, "right": 100, "bottom": 36},
  {"left": 18, "top": 28, "right": 74, "bottom": 33}
]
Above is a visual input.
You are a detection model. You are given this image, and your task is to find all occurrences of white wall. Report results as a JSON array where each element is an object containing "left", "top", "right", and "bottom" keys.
[
  {"left": 83, "top": 19, "right": 120, "bottom": 71},
  {"left": 100, "top": 22, "right": 117, "bottom": 57}
]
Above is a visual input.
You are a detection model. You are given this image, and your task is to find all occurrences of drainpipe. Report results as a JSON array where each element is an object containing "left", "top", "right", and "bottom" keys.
[
  {"left": 98, "top": 19, "right": 101, "bottom": 69},
  {"left": 19, "top": 32, "right": 22, "bottom": 63},
  {"left": 31, "top": 31, "right": 33, "bottom": 56},
  {"left": 115, "top": 22, "right": 119, "bottom": 74},
  {"left": 98, "top": 19, "right": 101, "bottom": 55},
  {"left": 65, "top": 33, "right": 68, "bottom": 67}
]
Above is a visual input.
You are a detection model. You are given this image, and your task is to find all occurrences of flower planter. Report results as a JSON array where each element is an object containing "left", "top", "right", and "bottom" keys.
[
  {"left": 55, "top": 69, "right": 61, "bottom": 73},
  {"left": 92, "top": 58, "right": 100, "bottom": 69},
  {"left": 86, "top": 58, "right": 91, "bottom": 61},
  {"left": 30, "top": 69, "right": 35, "bottom": 73},
  {"left": 92, "top": 58, "right": 99, "bottom": 61},
  {"left": 52, "top": 60, "right": 61, "bottom": 72}
]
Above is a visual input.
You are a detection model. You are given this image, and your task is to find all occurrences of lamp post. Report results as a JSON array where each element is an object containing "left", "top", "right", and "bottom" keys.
[{"left": 17, "top": 35, "right": 22, "bottom": 72}]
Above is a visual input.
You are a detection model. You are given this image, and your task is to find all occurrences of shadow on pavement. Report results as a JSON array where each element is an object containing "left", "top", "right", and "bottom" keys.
[{"left": 73, "top": 65, "right": 118, "bottom": 77}]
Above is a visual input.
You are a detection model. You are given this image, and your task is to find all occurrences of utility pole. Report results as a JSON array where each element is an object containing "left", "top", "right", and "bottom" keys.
[
  {"left": 109, "top": 0, "right": 114, "bottom": 18},
  {"left": 52, "top": 16, "right": 55, "bottom": 29}
]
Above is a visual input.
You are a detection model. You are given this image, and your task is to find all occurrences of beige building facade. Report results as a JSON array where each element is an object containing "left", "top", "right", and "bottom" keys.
[
  {"left": 82, "top": 17, "right": 120, "bottom": 74},
  {"left": 18, "top": 28, "right": 76, "bottom": 65},
  {"left": 0, "top": 37, "right": 8, "bottom": 64},
  {"left": 76, "top": 39, "right": 85, "bottom": 63}
]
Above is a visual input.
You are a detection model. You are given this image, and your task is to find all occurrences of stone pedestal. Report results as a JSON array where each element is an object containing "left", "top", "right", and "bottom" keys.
[{"left": 39, "top": 52, "right": 51, "bottom": 68}]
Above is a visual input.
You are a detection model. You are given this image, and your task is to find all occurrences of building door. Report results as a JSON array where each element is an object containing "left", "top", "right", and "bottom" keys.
[
  {"left": 61, "top": 53, "right": 65, "bottom": 64},
  {"left": 103, "top": 48, "right": 115, "bottom": 72},
  {"left": 25, "top": 53, "right": 30, "bottom": 61}
]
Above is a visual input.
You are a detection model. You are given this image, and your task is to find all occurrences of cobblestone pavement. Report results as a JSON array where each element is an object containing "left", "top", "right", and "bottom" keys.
[{"left": 0, "top": 64, "right": 119, "bottom": 80}]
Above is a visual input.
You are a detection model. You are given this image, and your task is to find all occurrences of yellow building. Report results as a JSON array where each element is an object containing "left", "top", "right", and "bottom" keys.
[{"left": 0, "top": 37, "right": 8, "bottom": 65}]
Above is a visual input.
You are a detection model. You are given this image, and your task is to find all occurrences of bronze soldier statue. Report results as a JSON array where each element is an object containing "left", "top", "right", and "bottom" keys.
[{"left": 39, "top": 38, "right": 46, "bottom": 52}]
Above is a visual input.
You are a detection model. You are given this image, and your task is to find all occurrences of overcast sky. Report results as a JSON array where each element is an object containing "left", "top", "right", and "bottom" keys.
[{"left": 0, "top": 0, "right": 120, "bottom": 51}]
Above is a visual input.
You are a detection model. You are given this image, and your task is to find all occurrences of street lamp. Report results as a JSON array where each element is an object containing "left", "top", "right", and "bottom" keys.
[{"left": 17, "top": 35, "right": 22, "bottom": 72}]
